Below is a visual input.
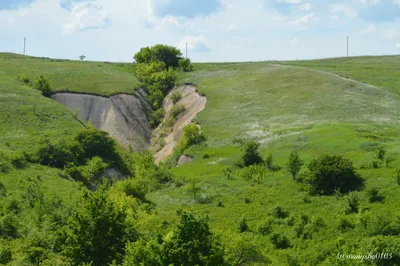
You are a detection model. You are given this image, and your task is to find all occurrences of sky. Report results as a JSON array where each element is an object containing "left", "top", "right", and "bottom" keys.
[{"left": 1, "top": 0, "right": 400, "bottom": 62}]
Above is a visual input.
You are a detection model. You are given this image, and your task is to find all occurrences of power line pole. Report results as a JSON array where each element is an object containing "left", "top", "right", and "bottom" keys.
[
  {"left": 347, "top": 36, "right": 349, "bottom": 57},
  {"left": 23, "top": 37, "right": 26, "bottom": 55}
]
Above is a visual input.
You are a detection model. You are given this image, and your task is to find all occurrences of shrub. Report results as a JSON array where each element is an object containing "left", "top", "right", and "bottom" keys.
[
  {"left": 376, "top": 147, "right": 386, "bottom": 160},
  {"left": 25, "top": 247, "right": 48, "bottom": 265},
  {"left": 33, "top": 75, "right": 52, "bottom": 97},
  {"left": 338, "top": 217, "right": 354, "bottom": 232},
  {"left": 239, "top": 218, "right": 249, "bottom": 233},
  {"left": 367, "top": 187, "right": 383, "bottom": 203},
  {"left": 0, "top": 213, "right": 19, "bottom": 238},
  {"left": 302, "top": 154, "right": 364, "bottom": 195},
  {"left": 171, "top": 91, "right": 182, "bottom": 104},
  {"left": 202, "top": 153, "right": 210, "bottom": 159},
  {"left": 18, "top": 74, "right": 30, "bottom": 85},
  {"left": 286, "top": 151, "right": 304, "bottom": 180},
  {"left": 150, "top": 108, "right": 164, "bottom": 128},
  {"left": 258, "top": 219, "right": 273, "bottom": 235},
  {"left": 345, "top": 192, "right": 359, "bottom": 214},
  {"left": 223, "top": 167, "right": 232, "bottom": 179},
  {"left": 10, "top": 152, "right": 28, "bottom": 169},
  {"left": 394, "top": 166, "right": 400, "bottom": 185},
  {"left": 269, "top": 205, "right": 289, "bottom": 219},
  {"left": 236, "top": 140, "right": 263, "bottom": 167},
  {"left": 0, "top": 182, "right": 6, "bottom": 198},
  {"left": 171, "top": 104, "right": 185, "bottom": 118},
  {"left": 241, "top": 164, "right": 266, "bottom": 183},
  {"left": 270, "top": 233, "right": 291, "bottom": 249},
  {"left": 178, "top": 123, "right": 206, "bottom": 151},
  {"left": 265, "top": 153, "right": 280, "bottom": 172},
  {"left": 0, "top": 246, "right": 12, "bottom": 265}
]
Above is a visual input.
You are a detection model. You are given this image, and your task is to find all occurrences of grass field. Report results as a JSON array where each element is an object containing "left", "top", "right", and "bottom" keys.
[
  {"left": 1, "top": 53, "right": 400, "bottom": 265},
  {"left": 0, "top": 53, "right": 139, "bottom": 95}
]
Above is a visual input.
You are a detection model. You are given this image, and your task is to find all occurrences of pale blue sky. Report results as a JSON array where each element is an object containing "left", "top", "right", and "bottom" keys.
[{"left": 1, "top": 0, "right": 399, "bottom": 62}]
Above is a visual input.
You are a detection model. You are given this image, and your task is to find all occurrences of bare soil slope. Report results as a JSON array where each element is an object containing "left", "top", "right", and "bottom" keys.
[
  {"left": 154, "top": 85, "right": 206, "bottom": 164},
  {"left": 52, "top": 89, "right": 151, "bottom": 151}
]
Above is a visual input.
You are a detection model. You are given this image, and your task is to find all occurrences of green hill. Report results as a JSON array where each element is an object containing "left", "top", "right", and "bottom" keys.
[{"left": 1, "top": 53, "right": 400, "bottom": 265}]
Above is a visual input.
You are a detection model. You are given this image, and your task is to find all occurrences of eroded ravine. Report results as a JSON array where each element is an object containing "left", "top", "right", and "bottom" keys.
[{"left": 52, "top": 85, "right": 206, "bottom": 164}]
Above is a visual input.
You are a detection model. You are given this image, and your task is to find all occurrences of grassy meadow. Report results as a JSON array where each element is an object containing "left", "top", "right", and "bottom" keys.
[{"left": 1, "top": 52, "right": 400, "bottom": 265}]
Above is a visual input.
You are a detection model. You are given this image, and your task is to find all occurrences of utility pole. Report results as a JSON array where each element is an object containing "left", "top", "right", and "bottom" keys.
[
  {"left": 23, "top": 37, "right": 26, "bottom": 55},
  {"left": 347, "top": 36, "right": 349, "bottom": 57}
]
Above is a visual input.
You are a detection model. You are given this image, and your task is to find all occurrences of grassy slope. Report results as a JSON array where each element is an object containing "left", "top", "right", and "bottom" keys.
[
  {"left": 148, "top": 61, "right": 400, "bottom": 263},
  {"left": 2, "top": 52, "right": 400, "bottom": 264},
  {"left": 0, "top": 53, "right": 139, "bottom": 95},
  {"left": 277, "top": 55, "right": 400, "bottom": 94}
]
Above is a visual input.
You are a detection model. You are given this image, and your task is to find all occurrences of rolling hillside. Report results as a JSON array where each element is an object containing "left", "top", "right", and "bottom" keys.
[{"left": 1, "top": 53, "right": 400, "bottom": 265}]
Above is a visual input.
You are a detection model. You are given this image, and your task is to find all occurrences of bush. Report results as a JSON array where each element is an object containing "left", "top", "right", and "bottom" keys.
[
  {"left": 0, "top": 182, "right": 6, "bottom": 198},
  {"left": 150, "top": 108, "right": 164, "bottom": 128},
  {"left": 33, "top": 75, "right": 52, "bottom": 97},
  {"left": 345, "top": 192, "right": 359, "bottom": 214},
  {"left": 265, "top": 153, "right": 280, "bottom": 172},
  {"left": 286, "top": 151, "right": 304, "bottom": 180},
  {"left": 0, "top": 246, "right": 12, "bottom": 265},
  {"left": 258, "top": 219, "right": 273, "bottom": 235},
  {"left": 269, "top": 205, "right": 289, "bottom": 219},
  {"left": 171, "top": 104, "right": 185, "bottom": 118},
  {"left": 18, "top": 74, "right": 30, "bottom": 85},
  {"left": 239, "top": 218, "right": 249, "bottom": 233},
  {"left": 367, "top": 187, "right": 383, "bottom": 203},
  {"left": 223, "top": 167, "right": 232, "bottom": 179},
  {"left": 302, "top": 154, "right": 364, "bottom": 195},
  {"left": 25, "top": 247, "right": 48, "bottom": 265},
  {"left": 236, "top": 140, "right": 263, "bottom": 168},
  {"left": 241, "top": 164, "right": 266, "bottom": 184},
  {"left": 270, "top": 233, "right": 291, "bottom": 249},
  {"left": 177, "top": 123, "right": 206, "bottom": 151},
  {"left": 394, "top": 166, "right": 400, "bottom": 185},
  {"left": 171, "top": 91, "right": 182, "bottom": 104}
]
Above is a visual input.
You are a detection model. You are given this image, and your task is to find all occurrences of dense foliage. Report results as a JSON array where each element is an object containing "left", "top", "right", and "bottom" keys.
[
  {"left": 301, "top": 154, "right": 364, "bottom": 195},
  {"left": 33, "top": 75, "right": 52, "bottom": 97},
  {"left": 133, "top": 44, "right": 193, "bottom": 127}
]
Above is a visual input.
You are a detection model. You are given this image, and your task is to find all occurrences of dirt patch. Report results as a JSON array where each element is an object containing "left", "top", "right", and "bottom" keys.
[
  {"left": 154, "top": 85, "right": 206, "bottom": 164},
  {"left": 52, "top": 90, "right": 151, "bottom": 151}
]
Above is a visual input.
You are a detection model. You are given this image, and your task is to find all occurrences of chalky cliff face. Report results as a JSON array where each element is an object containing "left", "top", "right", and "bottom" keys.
[{"left": 51, "top": 89, "right": 152, "bottom": 151}]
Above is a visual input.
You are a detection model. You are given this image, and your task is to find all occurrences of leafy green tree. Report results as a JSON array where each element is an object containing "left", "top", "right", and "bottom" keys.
[
  {"left": 178, "top": 123, "right": 206, "bottom": 151},
  {"left": 286, "top": 151, "right": 303, "bottom": 180},
  {"left": 63, "top": 186, "right": 134, "bottom": 266},
  {"left": 236, "top": 140, "right": 263, "bottom": 167},
  {"left": 0, "top": 245, "right": 12, "bottom": 265},
  {"left": 123, "top": 239, "right": 162, "bottom": 266},
  {"left": 33, "top": 75, "right": 52, "bottom": 97},
  {"left": 302, "top": 154, "right": 364, "bottom": 195},
  {"left": 179, "top": 58, "right": 194, "bottom": 72},
  {"left": 162, "top": 211, "right": 225, "bottom": 265},
  {"left": 225, "top": 234, "right": 266, "bottom": 265},
  {"left": 79, "top": 55, "right": 86, "bottom": 61},
  {"left": 134, "top": 44, "right": 183, "bottom": 69}
]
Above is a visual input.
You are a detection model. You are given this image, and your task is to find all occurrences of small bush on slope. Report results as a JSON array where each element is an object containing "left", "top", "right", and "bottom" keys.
[
  {"left": 236, "top": 140, "right": 264, "bottom": 168},
  {"left": 33, "top": 75, "right": 52, "bottom": 97}
]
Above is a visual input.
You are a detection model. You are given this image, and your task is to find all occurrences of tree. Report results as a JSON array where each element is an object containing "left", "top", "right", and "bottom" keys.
[
  {"left": 303, "top": 154, "right": 364, "bottom": 195},
  {"left": 179, "top": 58, "right": 194, "bottom": 72},
  {"left": 63, "top": 185, "right": 134, "bottom": 265},
  {"left": 186, "top": 177, "right": 202, "bottom": 201},
  {"left": 162, "top": 211, "right": 225, "bottom": 265},
  {"left": 134, "top": 44, "right": 183, "bottom": 69},
  {"left": 286, "top": 151, "right": 303, "bottom": 180},
  {"left": 33, "top": 75, "right": 52, "bottom": 97},
  {"left": 79, "top": 55, "right": 86, "bottom": 61},
  {"left": 236, "top": 140, "right": 263, "bottom": 167}
]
